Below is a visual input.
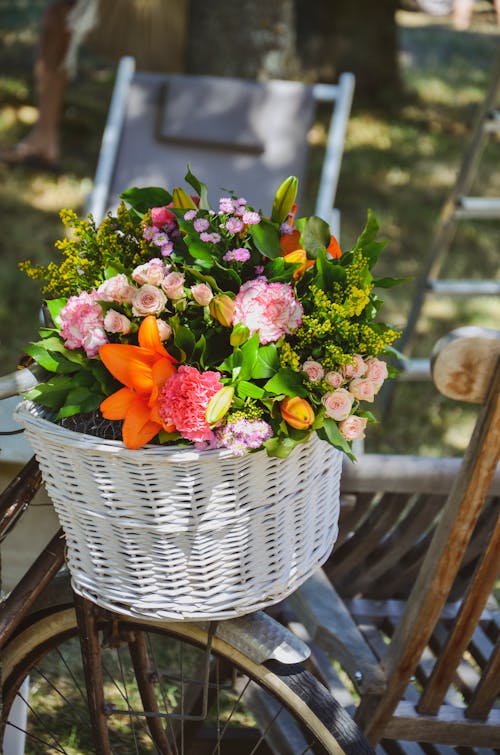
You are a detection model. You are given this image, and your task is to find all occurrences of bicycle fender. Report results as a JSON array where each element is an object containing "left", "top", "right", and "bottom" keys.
[{"left": 213, "top": 611, "right": 310, "bottom": 665}]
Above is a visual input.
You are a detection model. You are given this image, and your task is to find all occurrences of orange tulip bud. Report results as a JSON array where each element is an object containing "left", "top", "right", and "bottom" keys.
[
  {"left": 326, "top": 234, "right": 342, "bottom": 259},
  {"left": 209, "top": 294, "right": 235, "bottom": 327},
  {"left": 280, "top": 396, "right": 315, "bottom": 430}
]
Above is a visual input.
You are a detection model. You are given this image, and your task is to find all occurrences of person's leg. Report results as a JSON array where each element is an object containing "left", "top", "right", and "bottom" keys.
[{"left": 1, "top": 0, "right": 75, "bottom": 168}]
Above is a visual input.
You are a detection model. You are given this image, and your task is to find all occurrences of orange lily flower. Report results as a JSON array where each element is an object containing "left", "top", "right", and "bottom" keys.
[
  {"left": 279, "top": 229, "right": 342, "bottom": 272},
  {"left": 99, "top": 316, "right": 177, "bottom": 449}
]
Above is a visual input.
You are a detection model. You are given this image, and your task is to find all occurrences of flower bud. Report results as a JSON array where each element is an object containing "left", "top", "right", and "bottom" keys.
[
  {"left": 280, "top": 396, "right": 315, "bottom": 430},
  {"left": 209, "top": 294, "right": 235, "bottom": 327},
  {"left": 283, "top": 249, "right": 307, "bottom": 280},
  {"left": 271, "top": 176, "right": 298, "bottom": 224},
  {"left": 172, "top": 187, "right": 197, "bottom": 209},
  {"left": 230, "top": 322, "right": 250, "bottom": 347},
  {"left": 205, "top": 386, "right": 234, "bottom": 425}
]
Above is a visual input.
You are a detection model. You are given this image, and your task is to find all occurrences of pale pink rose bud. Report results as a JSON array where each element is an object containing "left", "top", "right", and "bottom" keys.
[
  {"left": 302, "top": 360, "right": 324, "bottom": 383},
  {"left": 365, "top": 357, "right": 388, "bottom": 391},
  {"left": 321, "top": 388, "right": 354, "bottom": 421},
  {"left": 97, "top": 274, "right": 136, "bottom": 304},
  {"left": 156, "top": 318, "right": 172, "bottom": 340},
  {"left": 132, "top": 284, "right": 167, "bottom": 316},
  {"left": 132, "top": 259, "right": 166, "bottom": 286},
  {"left": 339, "top": 415, "right": 368, "bottom": 441},
  {"left": 151, "top": 206, "right": 176, "bottom": 228},
  {"left": 104, "top": 309, "right": 132, "bottom": 334},
  {"left": 342, "top": 354, "right": 367, "bottom": 379},
  {"left": 162, "top": 271, "right": 185, "bottom": 300},
  {"left": 349, "top": 378, "right": 376, "bottom": 403},
  {"left": 324, "top": 370, "right": 343, "bottom": 389},
  {"left": 191, "top": 283, "right": 213, "bottom": 306}
]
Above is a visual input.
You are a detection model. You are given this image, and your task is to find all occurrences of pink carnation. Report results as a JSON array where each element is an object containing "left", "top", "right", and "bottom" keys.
[
  {"left": 59, "top": 291, "right": 108, "bottom": 357},
  {"left": 158, "top": 365, "right": 223, "bottom": 442},
  {"left": 233, "top": 278, "right": 303, "bottom": 344}
]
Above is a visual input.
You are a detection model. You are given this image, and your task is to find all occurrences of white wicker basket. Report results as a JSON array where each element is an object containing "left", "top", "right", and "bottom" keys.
[{"left": 15, "top": 400, "right": 343, "bottom": 621}]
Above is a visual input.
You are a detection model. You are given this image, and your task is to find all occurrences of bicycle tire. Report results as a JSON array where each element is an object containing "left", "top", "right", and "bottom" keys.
[{"left": 2, "top": 599, "right": 373, "bottom": 755}]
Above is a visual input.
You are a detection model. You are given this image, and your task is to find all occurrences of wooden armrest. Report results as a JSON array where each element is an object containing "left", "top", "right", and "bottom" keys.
[{"left": 288, "top": 569, "right": 386, "bottom": 694}]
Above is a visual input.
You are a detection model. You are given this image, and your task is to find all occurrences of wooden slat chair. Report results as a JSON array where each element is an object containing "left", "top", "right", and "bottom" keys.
[{"left": 289, "top": 327, "right": 500, "bottom": 754}]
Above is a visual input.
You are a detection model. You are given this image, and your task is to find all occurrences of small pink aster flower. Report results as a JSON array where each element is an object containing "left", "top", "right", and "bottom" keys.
[
  {"left": 200, "top": 232, "right": 221, "bottom": 244},
  {"left": 194, "top": 217, "right": 209, "bottom": 232},
  {"left": 223, "top": 247, "right": 251, "bottom": 263},
  {"left": 226, "top": 217, "right": 244, "bottom": 233},
  {"left": 158, "top": 365, "right": 223, "bottom": 442},
  {"left": 184, "top": 209, "right": 198, "bottom": 221},
  {"left": 242, "top": 211, "right": 260, "bottom": 225}
]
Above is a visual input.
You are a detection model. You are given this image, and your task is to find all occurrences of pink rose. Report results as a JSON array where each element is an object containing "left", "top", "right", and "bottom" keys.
[
  {"left": 324, "top": 371, "right": 343, "bottom": 389},
  {"left": 348, "top": 378, "right": 376, "bottom": 403},
  {"left": 104, "top": 309, "right": 132, "bottom": 334},
  {"left": 233, "top": 278, "right": 303, "bottom": 345},
  {"left": 191, "top": 283, "right": 213, "bottom": 306},
  {"left": 321, "top": 388, "right": 354, "bottom": 421},
  {"left": 132, "top": 284, "right": 167, "bottom": 316},
  {"left": 156, "top": 318, "right": 172, "bottom": 340},
  {"left": 162, "top": 271, "right": 185, "bottom": 300},
  {"left": 342, "top": 354, "right": 367, "bottom": 379},
  {"left": 365, "top": 357, "right": 388, "bottom": 391},
  {"left": 132, "top": 259, "right": 166, "bottom": 286},
  {"left": 302, "top": 360, "right": 324, "bottom": 383},
  {"left": 151, "top": 206, "right": 176, "bottom": 228},
  {"left": 339, "top": 415, "right": 368, "bottom": 441},
  {"left": 96, "top": 274, "right": 136, "bottom": 305},
  {"left": 59, "top": 291, "right": 108, "bottom": 358}
]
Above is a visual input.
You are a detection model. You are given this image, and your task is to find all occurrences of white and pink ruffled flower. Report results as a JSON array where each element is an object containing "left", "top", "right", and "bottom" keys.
[
  {"left": 103, "top": 309, "right": 132, "bottom": 335},
  {"left": 302, "top": 360, "right": 324, "bottom": 383},
  {"left": 161, "top": 271, "right": 185, "bottom": 300},
  {"left": 233, "top": 278, "right": 303, "bottom": 345},
  {"left": 96, "top": 274, "right": 135, "bottom": 305},
  {"left": 191, "top": 283, "right": 213, "bottom": 306},
  {"left": 339, "top": 415, "right": 368, "bottom": 441},
  {"left": 131, "top": 284, "right": 167, "bottom": 316},
  {"left": 132, "top": 258, "right": 167, "bottom": 286},
  {"left": 348, "top": 378, "right": 376, "bottom": 403},
  {"left": 342, "top": 354, "right": 367, "bottom": 380},
  {"left": 59, "top": 291, "right": 108, "bottom": 358},
  {"left": 321, "top": 388, "right": 354, "bottom": 421}
]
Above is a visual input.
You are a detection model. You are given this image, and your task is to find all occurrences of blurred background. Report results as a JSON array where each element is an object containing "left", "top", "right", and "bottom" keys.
[{"left": 0, "top": 0, "right": 499, "bottom": 457}]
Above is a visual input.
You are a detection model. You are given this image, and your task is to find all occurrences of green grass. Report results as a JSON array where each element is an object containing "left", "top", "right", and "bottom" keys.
[{"left": 0, "top": 4, "right": 499, "bottom": 456}]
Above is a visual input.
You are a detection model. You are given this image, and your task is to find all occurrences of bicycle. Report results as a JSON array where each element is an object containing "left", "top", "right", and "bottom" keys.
[{"left": 0, "top": 364, "right": 374, "bottom": 755}]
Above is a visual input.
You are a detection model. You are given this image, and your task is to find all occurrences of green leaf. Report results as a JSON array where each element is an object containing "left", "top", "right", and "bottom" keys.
[
  {"left": 45, "top": 298, "right": 67, "bottom": 327},
  {"left": 186, "top": 239, "right": 216, "bottom": 264},
  {"left": 373, "top": 276, "right": 411, "bottom": 288},
  {"left": 237, "top": 332, "right": 260, "bottom": 380},
  {"left": 120, "top": 186, "right": 173, "bottom": 214},
  {"left": 252, "top": 344, "right": 279, "bottom": 379},
  {"left": 301, "top": 216, "right": 331, "bottom": 258},
  {"left": 192, "top": 334, "right": 206, "bottom": 366},
  {"left": 264, "top": 368, "right": 307, "bottom": 397},
  {"left": 25, "top": 377, "right": 74, "bottom": 409},
  {"left": 25, "top": 343, "right": 67, "bottom": 373},
  {"left": 172, "top": 323, "right": 195, "bottom": 360},
  {"left": 355, "top": 208, "right": 379, "bottom": 249},
  {"left": 264, "top": 435, "right": 300, "bottom": 459},
  {"left": 184, "top": 165, "right": 210, "bottom": 210},
  {"left": 264, "top": 257, "right": 297, "bottom": 283},
  {"left": 236, "top": 381, "right": 266, "bottom": 399},
  {"left": 248, "top": 219, "right": 282, "bottom": 259},
  {"left": 316, "top": 419, "right": 355, "bottom": 461}
]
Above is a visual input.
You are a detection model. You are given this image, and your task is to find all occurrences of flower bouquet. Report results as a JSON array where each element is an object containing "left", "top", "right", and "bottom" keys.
[{"left": 15, "top": 168, "right": 401, "bottom": 620}]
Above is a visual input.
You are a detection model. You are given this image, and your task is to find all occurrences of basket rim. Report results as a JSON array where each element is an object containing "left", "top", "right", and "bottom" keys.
[{"left": 14, "top": 399, "right": 326, "bottom": 463}]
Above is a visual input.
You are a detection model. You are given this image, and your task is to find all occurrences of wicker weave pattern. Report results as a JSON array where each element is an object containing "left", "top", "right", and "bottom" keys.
[{"left": 15, "top": 401, "right": 342, "bottom": 620}]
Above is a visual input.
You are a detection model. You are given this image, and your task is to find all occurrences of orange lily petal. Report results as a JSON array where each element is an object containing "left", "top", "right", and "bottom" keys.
[
  {"left": 149, "top": 358, "right": 177, "bottom": 406},
  {"left": 138, "top": 316, "right": 176, "bottom": 361},
  {"left": 122, "top": 396, "right": 162, "bottom": 449},
  {"left": 279, "top": 228, "right": 302, "bottom": 255},
  {"left": 326, "top": 234, "right": 342, "bottom": 259},
  {"left": 100, "top": 387, "right": 135, "bottom": 420},
  {"left": 100, "top": 344, "right": 156, "bottom": 393}
]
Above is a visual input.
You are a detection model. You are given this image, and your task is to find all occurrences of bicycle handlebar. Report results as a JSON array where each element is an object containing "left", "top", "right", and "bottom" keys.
[{"left": 0, "top": 364, "right": 45, "bottom": 400}]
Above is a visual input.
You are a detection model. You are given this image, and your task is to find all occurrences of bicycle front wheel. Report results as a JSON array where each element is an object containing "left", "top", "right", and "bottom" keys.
[{"left": 3, "top": 603, "right": 371, "bottom": 754}]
